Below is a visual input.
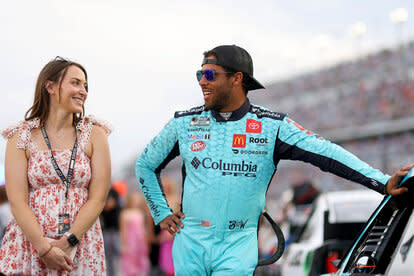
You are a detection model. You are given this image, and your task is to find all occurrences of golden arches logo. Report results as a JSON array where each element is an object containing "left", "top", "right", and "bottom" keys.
[{"left": 232, "top": 134, "right": 246, "bottom": 148}]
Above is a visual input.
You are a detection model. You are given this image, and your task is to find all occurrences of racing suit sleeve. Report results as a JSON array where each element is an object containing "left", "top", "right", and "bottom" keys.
[
  {"left": 274, "top": 115, "right": 390, "bottom": 194},
  {"left": 135, "top": 119, "right": 180, "bottom": 225}
]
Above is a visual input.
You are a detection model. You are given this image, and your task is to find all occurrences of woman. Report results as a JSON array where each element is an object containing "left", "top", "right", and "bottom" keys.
[
  {"left": 0, "top": 57, "right": 112, "bottom": 275},
  {"left": 119, "top": 192, "right": 150, "bottom": 276}
]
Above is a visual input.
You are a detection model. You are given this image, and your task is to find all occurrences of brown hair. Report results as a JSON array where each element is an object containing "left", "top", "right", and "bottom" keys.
[
  {"left": 124, "top": 192, "right": 147, "bottom": 211},
  {"left": 25, "top": 57, "right": 88, "bottom": 126},
  {"left": 0, "top": 186, "right": 7, "bottom": 204}
]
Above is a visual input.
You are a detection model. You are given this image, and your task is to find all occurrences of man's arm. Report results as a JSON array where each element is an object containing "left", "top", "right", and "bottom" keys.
[
  {"left": 274, "top": 115, "right": 390, "bottom": 194},
  {"left": 135, "top": 118, "right": 182, "bottom": 229}
]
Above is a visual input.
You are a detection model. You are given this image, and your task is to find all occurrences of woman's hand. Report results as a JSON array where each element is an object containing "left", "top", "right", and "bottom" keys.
[
  {"left": 50, "top": 237, "right": 75, "bottom": 260},
  {"left": 40, "top": 244, "right": 73, "bottom": 271}
]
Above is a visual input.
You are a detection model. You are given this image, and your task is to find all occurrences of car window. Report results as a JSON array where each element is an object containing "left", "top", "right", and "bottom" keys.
[
  {"left": 386, "top": 213, "right": 414, "bottom": 275},
  {"left": 290, "top": 204, "right": 313, "bottom": 227},
  {"left": 330, "top": 200, "right": 379, "bottom": 223},
  {"left": 300, "top": 205, "right": 321, "bottom": 242}
]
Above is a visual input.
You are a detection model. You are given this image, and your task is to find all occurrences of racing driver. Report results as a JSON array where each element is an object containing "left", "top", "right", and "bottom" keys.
[{"left": 135, "top": 44, "right": 413, "bottom": 275}]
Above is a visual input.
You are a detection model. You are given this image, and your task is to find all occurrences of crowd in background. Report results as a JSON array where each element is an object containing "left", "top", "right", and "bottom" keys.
[
  {"left": 251, "top": 42, "right": 414, "bottom": 197},
  {"left": 259, "top": 41, "right": 414, "bottom": 131},
  {"left": 99, "top": 178, "right": 179, "bottom": 276}
]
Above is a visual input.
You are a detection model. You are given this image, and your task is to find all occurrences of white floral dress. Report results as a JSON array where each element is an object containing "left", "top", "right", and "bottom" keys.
[{"left": 0, "top": 115, "right": 112, "bottom": 276}]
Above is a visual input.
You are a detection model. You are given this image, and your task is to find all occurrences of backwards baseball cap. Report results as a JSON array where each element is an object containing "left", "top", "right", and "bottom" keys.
[{"left": 202, "top": 45, "right": 265, "bottom": 91}]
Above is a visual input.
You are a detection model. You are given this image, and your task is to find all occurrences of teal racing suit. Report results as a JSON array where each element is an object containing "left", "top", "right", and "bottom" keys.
[{"left": 135, "top": 98, "right": 390, "bottom": 276}]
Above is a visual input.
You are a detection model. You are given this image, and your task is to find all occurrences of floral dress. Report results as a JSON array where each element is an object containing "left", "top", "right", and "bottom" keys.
[{"left": 0, "top": 115, "right": 112, "bottom": 276}]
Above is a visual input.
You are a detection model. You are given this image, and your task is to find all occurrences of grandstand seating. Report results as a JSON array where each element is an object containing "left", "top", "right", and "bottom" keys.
[{"left": 250, "top": 41, "right": 414, "bottom": 196}]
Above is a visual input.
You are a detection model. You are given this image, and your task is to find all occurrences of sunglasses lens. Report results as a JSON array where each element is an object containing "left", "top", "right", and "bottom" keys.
[
  {"left": 196, "top": 70, "right": 203, "bottom": 81},
  {"left": 196, "top": 69, "right": 215, "bottom": 81},
  {"left": 205, "top": 69, "right": 214, "bottom": 81}
]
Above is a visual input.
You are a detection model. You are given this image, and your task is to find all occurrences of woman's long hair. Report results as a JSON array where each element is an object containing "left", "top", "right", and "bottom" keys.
[{"left": 25, "top": 57, "right": 88, "bottom": 126}]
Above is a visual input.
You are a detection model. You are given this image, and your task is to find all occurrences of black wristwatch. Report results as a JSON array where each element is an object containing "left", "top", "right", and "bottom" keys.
[{"left": 64, "top": 232, "right": 79, "bottom": 247}]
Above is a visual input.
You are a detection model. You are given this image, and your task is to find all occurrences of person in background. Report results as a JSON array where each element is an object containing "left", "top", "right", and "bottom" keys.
[
  {"left": 287, "top": 178, "right": 319, "bottom": 244},
  {"left": 0, "top": 185, "right": 12, "bottom": 245},
  {"left": 0, "top": 57, "right": 112, "bottom": 275},
  {"left": 101, "top": 187, "right": 122, "bottom": 276},
  {"left": 120, "top": 192, "right": 150, "bottom": 276},
  {"left": 147, "top": 219, "right": 162, "bottom": 275},
  {"left": 158, "top": 178, "right": 180, "bottom": 276}
]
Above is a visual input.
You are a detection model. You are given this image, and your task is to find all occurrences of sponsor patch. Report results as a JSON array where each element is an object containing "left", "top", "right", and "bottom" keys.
[
  {"left": 229, "top": 219, "right": 248, "bottom": 230},
  {"left": 188, "top": 134, "right": 210, "bottom": 140},
  {"left": 233, "top": 149, "right": 268, "bottom": 155},
  {"left": 232, "top": 134, "right": 246, "bottom": 148},
  {"left": 187, "top": 127, "right": 210, "bottom": 132},
  {"left": 287, "top": 118, "right": 313, "bottom": 135},
  {"left": 246, "top": 119, "right": 261, "bottom": 133},
  {"left": 190, "top": 116, "right": 210, "bottom": 126},
  {"left": 249, "top": 137, "right": 268, "bottom": 146},
  {"left": 250, "top": 106, "right": 284, "bottom": 120},
  {"left": 191, "top": 141, "right": 206, "bottom": 152},
  {"left": 191, "top": 157, "right": 201, "bottom": 169},
  {"left": 140, "top": 178, "right": 160, "bottom": 217},
  {"left": 191, "top": 157, "right": 257, "bottom": 177},
  {"left": 175, "top": 105, "right": 205, "bottom": 117}
]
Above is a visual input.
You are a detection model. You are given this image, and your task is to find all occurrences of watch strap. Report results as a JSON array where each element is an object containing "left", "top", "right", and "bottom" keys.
[{"left": 64, "top": 232, "right": 79, "bottom": 246}]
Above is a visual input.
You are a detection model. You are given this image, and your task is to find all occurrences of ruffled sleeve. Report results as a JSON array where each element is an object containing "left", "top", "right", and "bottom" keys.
[
  {"left": 76, "top": 115, "right": 113, "bottom": 150},
  {"left": 76, "top": 115, "right": 113, "bottom": 135},
  {"left": 1, "top": 118, "right": 41, "bottom": 149}
]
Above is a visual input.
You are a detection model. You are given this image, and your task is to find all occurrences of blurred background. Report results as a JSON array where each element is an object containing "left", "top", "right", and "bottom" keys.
[{"left": 1, "top": 1, "right": 414, "bottom": 275}]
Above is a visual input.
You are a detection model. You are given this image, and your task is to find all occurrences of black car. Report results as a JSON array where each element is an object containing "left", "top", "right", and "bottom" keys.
[{"left": 323, "top": 169, "right": 414, "bottom": 276}]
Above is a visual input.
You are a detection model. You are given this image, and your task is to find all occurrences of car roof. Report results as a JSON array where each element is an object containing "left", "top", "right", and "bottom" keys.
[
  {"left": 317, "top": 190, "right": 382, "bottom": 223},
  {"left": 322, "top": 189, "right": 382, "bottom": 203}
]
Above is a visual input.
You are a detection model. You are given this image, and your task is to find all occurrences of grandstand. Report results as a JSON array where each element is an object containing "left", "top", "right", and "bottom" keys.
[{"left": 250, "top": 41, "right": 414, "bottom": 198}]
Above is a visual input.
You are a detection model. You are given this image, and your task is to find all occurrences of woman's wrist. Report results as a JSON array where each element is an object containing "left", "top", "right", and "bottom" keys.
[
  {"left": 39, "top": 243, "right": 53, "bottom": 258},
  {"left": 35, "top": 237, "right": 52, "bottom": 256}
]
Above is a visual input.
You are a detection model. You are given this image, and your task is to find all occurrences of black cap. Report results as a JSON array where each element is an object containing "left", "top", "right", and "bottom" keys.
[{"left": 202, "top": 45, "right": 265, "bottom": 91}]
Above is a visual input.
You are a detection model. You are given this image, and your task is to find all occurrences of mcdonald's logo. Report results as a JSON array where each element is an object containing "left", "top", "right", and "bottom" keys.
[{"left": 232, "top": 134, "right": 246, "bottom": 148}]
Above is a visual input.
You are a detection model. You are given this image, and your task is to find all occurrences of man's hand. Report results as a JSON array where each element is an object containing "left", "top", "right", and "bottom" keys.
[
  {"left": 160, "top": 211, "right": 185, "bottom": 235},
  {"left": 386, "top": 164, "right": 414, "bottom": 196}
]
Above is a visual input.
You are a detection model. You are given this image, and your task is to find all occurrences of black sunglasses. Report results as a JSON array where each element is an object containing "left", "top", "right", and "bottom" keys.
[
  {"left": 54, "top": 56, "right": 70, "bottom": 62},
  {"left": 196, "top": 69, "right": 234, "bottom": 81}
]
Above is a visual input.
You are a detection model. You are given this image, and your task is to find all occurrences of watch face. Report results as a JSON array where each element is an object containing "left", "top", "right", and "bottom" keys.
[{"left": 68, "top": 234, "right": 79, "bottom": 246}]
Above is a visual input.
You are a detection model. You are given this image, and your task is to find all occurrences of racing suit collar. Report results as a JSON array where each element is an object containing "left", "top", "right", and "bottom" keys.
[{"left": 210, "top": 98, "right": 251, "bottom": 122}]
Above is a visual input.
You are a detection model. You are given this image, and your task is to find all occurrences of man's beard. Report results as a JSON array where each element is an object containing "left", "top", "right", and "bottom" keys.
[{"left": 207, "top": 88, "right": 231, "bottom": 111}]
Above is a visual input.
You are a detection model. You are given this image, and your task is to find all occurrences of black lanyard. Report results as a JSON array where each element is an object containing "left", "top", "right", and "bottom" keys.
[{"left": 41, "top": 126, "right": 78, "bottom": 205}]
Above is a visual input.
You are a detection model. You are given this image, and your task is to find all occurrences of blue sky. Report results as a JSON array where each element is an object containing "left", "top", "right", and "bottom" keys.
[{"left": 1, "top": 0, "right": 413, "bottom": 179}]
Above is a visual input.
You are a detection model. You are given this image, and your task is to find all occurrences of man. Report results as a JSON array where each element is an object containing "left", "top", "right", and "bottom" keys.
[{"left": 136, "top": 44, "right": 412, "bottom": 275}]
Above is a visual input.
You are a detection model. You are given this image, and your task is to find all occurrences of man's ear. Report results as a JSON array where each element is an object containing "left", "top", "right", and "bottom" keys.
[
  {"left": 45, "top": 80, "right": 56, "bottom": 95},
  {"left": 232, "top": 72, "right": 243, "bottom": 86}
]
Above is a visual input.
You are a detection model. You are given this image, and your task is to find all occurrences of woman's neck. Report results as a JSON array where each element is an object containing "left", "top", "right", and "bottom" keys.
[{"left": 44, "top": 108, "right": 74, "bottom": 132}]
